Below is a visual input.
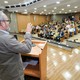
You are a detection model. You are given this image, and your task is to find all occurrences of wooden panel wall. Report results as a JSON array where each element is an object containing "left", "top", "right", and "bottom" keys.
[
  {"left": 17, "top": 13, "right": 51, "bottom": 32},
  {"left": 75, "top": 12, "right": 80, "bottom": 21}
]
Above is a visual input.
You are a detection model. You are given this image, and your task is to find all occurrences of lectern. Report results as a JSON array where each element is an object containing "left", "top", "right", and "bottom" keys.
[{"left": 21, "top": 40, "right": 47, "bottom": 80}]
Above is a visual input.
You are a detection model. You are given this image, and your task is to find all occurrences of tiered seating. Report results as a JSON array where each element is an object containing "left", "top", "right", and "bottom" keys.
[{"left": 32, "top": 20, "right": 80, "bottom": 42}]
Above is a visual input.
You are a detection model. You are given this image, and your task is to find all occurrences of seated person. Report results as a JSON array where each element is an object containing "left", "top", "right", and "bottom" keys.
[{"left": 68, "top": 25, "right": 75, "bottom": 36}]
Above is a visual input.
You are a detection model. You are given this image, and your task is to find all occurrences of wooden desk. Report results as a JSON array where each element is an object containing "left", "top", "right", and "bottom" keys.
[{"left": 22, "top": 40, "right": 47, "bottom": 80}]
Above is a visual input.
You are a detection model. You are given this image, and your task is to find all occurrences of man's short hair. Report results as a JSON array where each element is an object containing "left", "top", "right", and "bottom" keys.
[
  {"left": 0, "top": 11, "right": 4, "bottom": 20},
  {"left": 0, "top": 9, "right": 10, "bottom": 21}
]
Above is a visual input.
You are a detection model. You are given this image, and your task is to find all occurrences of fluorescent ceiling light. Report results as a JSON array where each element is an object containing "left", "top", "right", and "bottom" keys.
[
  {"left": 43, "top": 5, "right": 47, "bottom": 7},
  {"left": 52, "top": 10, "right": 54, "bottom": 12},
  {"left": 65, "top": 12, "right": 67, "bottom": 14},
  {"left": 4, "top": 1, "right": 8, "bottom": 4},
  {"left": 15, "top": 10, "right": 18, "bottom": 12},
  {"left": 74, "top": 11, "right": 77, "bottom": 13},
  {"left": 74, "top": 6, "right": 78, "bottom": 8},
  {"left": 24, "top": 9, "right": 27, "bottom": 11},
  {"left": 46, "top": 14, "right": 47, "bottom": 15},
  {"left": 48, "top": 12, "right": 51, "bottom": 14},
  {"left": 23, "top": 12, "right": 27, "bottom": 14},
  {"left": 40, "top": 13, "right": 42, "bottom": 14},
  {"left": 41, "top": 11, "right": 44, "bottom": 13},
  {"left": 67, "top": 4, "right": 70, "bottom": 7},
  {"left": 34, "top": 8, "right": 37, "bottom": 10},
  {"left": 34, "top": 11, "right": 36, "bottom": 12},
  {"left": 56, "top": 1, "right": 60, "bottom": 4},
  {"left": 44, "top": 9, "right": 47, "bottom": 11},
  {"left": 54, "top": 7, "right": 57, "bottom": 9},
  {"left": 59, "top": 11, "right": 61, "bottom": 13},
  {"left": 69, "top": 10, "right": 71, "bottom": 12},
  {"left": 62, "top": 9, "right": 64, "bottom": 10}
]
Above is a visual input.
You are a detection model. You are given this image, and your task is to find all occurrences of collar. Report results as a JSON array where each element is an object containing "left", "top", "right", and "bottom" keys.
[{"left": 0, "top": 30, "right": 9, "bottom": 34}]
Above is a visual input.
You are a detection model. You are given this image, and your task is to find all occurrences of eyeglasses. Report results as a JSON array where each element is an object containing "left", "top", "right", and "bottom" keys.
[
  {"left": 4, "top": 20, "right": 11, "bottom": 23},
  {"left": 0, "top": 20, "right": 11, "bottom": 23}
]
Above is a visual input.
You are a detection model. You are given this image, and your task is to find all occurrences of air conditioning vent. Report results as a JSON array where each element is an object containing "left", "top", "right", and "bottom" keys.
[
  {"left": 5, "top": 6, "right": 9, "bottom": 8},
  {"left": 16, "top": 5, "right": 20, "bottom": 7},
  {"left": 30, "top": 2, "right": 33, "bottom": 4},
  {"left": 5, "top": 0, "right": 41, "bottom": 9},
  {"left": 11, "top": 5, "right": 15, "bottom": 8},
  {"left": 21, "top": 4, "right": 26, "bottom": 7},
  {"left": 33, "top": 0, "right": 36, "bottom": 3},
  {"left": 27, "top": 3, "right": 29, "bottom": 6}
]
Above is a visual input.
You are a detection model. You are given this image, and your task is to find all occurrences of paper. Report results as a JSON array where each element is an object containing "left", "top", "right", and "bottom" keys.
[
  {"left": 23, "top": 60, "right": 38, "bottom": 69},
  {"left": 23, "top": 62, "right": 29, "bottom": 69},
  {"left": 29, "top": 60, "right": 38, "bottom": 65}
]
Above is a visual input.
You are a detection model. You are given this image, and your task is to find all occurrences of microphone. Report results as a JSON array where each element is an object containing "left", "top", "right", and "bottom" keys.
[
  {"left": 32, "top": 43, "right": 43, "bottom": 50},
  {"left": 21, "top": 39, "right": 43, "bottom": 50}
]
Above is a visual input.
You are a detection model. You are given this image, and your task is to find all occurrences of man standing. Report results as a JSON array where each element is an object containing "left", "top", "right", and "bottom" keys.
[{"left": 0, "top": 11, "right": 32, "bottom": 80}]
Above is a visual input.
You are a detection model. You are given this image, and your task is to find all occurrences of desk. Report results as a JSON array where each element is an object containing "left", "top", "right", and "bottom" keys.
[{"left": 21, "top": 40, "right": 47, "bottom": 80}]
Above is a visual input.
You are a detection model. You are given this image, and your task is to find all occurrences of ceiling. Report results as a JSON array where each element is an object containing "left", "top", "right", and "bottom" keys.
[{"left": 0, "top": 0, "right": 80, "bottom": 15}]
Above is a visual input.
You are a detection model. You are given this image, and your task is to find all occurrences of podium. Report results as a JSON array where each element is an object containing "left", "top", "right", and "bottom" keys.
[{"left": 21, "top": 40, "right": 47, "bottom": 80}]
